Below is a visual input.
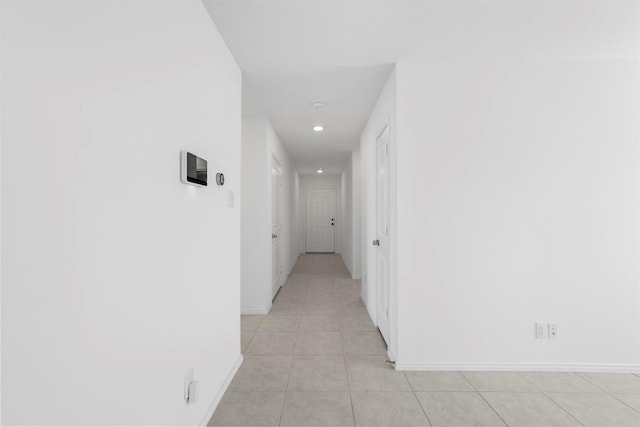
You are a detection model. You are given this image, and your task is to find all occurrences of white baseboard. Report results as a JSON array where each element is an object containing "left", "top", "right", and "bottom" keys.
[
  {"left": 200, "top": 354, "right": 244, "bottom": 426},
  {"left": 394, "top": 362, "right": 640, "bottom": 373},
  {"left": 387, "top": 349, "right": 397, "bottom": 363},
  {"left": 241, "top": 308, "right": 270, "bottom": 315}
]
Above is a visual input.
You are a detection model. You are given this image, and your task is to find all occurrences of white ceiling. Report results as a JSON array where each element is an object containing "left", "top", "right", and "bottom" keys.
[
  {"left": 202, "top": 0, "right": 411, "bottom": 175},
  {"left": 242, "top": 65, "right": 393, "bottom": 175},
  {"left": 203, "top": 0, "right": 638, "bottom": 175}
]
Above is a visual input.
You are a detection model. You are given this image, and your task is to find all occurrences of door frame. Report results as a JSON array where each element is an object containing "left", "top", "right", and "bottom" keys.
[
  {"left": 304, "top": 187, "right": 336, "bottom": 253},
  {"left": 271, "top": 156, "right": 283, "bottom": 299},
  {"left": 375, "top": 123, "right": 391, "bottom": 346},
  {"left": 368, "top": 117, "right": 396, "bottom": 362}
]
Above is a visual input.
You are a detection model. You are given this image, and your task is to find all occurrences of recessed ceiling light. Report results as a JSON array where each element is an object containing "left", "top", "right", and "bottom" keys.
[
  {"left": 313, "top": 125, "right": 324, "bottom": 132},
  {"left": 317, "top": 169, "right": 323, "bottom": 174},
  {"left": 312, "top": 100, "right": 326, "bottom": 109}
]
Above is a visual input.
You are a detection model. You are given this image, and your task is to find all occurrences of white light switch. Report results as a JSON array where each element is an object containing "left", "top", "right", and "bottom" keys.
[{"left": 226, "top": 190, "right": 235, "bottom": 207}]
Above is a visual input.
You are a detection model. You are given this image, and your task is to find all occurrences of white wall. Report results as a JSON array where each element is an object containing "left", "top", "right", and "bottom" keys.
[
  {"left": 339, "top": 152, "right": 362, "bottom": 279},
  {"left": 394, "top": 58, "right": 640, "bottom": 371},
  {"left": 357, "top": 0, "right": 640, "bottom": 373},
  {"left": 299, "top": 175, "right": 341, "bottom": 253},
  {"left": 360, "top": 70, "right": 397, "bottom": 359},
  {"left": 1, "top": 1, "right": 242, "bottom": 425},
  {"left": 292, "top": 171, "right": 302, "bottom": 257},
  {"left": 351, "top": 151, "right": 361, "bottom": 279},
  {"left": 240, "top": 118, "right": 269, "bottom": 313},
  {"left": 241, "top": 116, "right": 295, "bottom": 314},
  {"left": 340, "top": 161, "right": 353, "bottom": 272}
]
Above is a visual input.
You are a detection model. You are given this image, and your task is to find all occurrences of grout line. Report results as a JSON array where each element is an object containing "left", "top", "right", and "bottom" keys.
[
  {"left": 342, "top": 332, "right": 356, "bottom": 427},
  {"left": 278, "top": 262, "right": 307, "bottom": 426},
  {"left": 403, "top": 371, "right": 433, "bottom": 427},
  {"left": 607, "top": 392, "right": 640, "bottom": 414},
  {"left": 458, "top": 370, "right": 477, "bottom": 391},
  {"left": 276, "top": 353, "right": 295, "bottom": 427},
  {"left": 575, "top": 372, "right": 609, "bottom": 394},
  {"left": 460, "top": 372, "right": 510, "bottom": 427},
  {"left": 241, "top": 328, "right": 257, "bottom": 355},
  {"left": 541, "top": 391, "right": 587, "bottom": 426},
  {"left": 326, "top": 255, "right": 356, "bottom": 427},
  {"left": 517, "top": 374, "right": 586, "bottom": 426},
  {"left": 278, "top": 254, "right": 362, "bottom": 427},
  {"left": 276, "top": 271, "right": 306, "bottom": 427},
  {"left": 573, "top": 371, "right": 640, "bottom": 414}
]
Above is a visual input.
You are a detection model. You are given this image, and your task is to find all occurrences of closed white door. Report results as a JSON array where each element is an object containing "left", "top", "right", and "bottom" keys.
[
  {"left": 375, "top": 125, "right": 391, "bottom": 345},
  {"left": 272, "top": 159, "right": 283, "bottom": 299},
  {"left": 306, "top": 189, "right": 335, "bottom": 253}
]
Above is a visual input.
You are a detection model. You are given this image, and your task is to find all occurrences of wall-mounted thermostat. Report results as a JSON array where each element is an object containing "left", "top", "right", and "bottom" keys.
[
  {"left": 181, "top": 151, "right": 207, "bottom": 186},
  {"left": 216, "top": 173, "right": 224, "bottom": 186}
]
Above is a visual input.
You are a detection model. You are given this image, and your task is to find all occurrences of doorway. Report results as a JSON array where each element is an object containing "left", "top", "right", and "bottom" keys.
[
  {"left": 305, "top": 188, "right": 336, "bottom": 253},
  {"left": 375, "top": 124, "right": 391, "bottom": 345}
]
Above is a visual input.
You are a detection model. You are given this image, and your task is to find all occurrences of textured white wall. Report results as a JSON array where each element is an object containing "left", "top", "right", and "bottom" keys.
[
  {"left": 340, "top": 160, "right": 353, "bottom": 272},
  {"left": 351, "top": 151, "right": 362, "bottom": 279},
  {"left": 241, "top": 118, "right": 270, "bottom": 313},
  {"left": 339, "top": 152, "right": 362, "bottom": 279},
  {"left": 292, "top": 171, "right": 302, "bottom": 258},
  {"left": 395, "top": 58, "right": 640, "bottom": 370},
  {"left": 1, "top": 0, "right": 242, "bottom": 424},
  {"left": 357, "top": 0, "right": 640, "bottom": 372}
]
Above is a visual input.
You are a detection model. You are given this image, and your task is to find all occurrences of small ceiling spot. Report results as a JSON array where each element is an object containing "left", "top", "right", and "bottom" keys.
[
  {"left": 317, "top": 169, "right": 324, "bottom": 174},
  {"left": 312, "top": 100, "right": 326, "bottom": 109},
  {"left": 313, "top": 125, "right": 324, "bottom": 132}
]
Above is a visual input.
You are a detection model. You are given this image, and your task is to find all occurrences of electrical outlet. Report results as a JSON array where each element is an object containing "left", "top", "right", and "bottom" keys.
[
  {"left": 536, "top": 323, "right": 548, "bottom": 339},
  {"left": 549, "top": 324, "right": 558, "bottom": 338},
  {"left": 184, "top": 368, "right": 194, "bottom": 403}
]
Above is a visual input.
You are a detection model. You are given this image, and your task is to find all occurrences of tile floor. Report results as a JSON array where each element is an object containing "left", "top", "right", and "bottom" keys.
[{"left": 209, "top": 253, "right": 640, "bottom": 426}]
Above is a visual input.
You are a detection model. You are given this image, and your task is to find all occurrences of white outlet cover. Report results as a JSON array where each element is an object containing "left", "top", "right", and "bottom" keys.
[{"left": 536, "top": 323, "right": 548, "bottom": 339}]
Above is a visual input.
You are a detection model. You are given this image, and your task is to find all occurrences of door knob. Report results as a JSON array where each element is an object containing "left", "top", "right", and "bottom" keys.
[{"left": 372, "top": 239, "right": 380, "bottom": 246}]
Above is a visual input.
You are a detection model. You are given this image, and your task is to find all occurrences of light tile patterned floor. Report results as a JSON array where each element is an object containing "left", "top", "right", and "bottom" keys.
[{"left": 210, "top": 253, "right": 640, "bottom": 426}]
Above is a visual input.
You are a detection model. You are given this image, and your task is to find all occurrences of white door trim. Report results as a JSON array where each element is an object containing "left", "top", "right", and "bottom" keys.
[
  {"left": 375, "top": 123, "right": 391, "bottom": 346},
  {"left": 271, "top": 156, "right": 283, "bottom": 299}
]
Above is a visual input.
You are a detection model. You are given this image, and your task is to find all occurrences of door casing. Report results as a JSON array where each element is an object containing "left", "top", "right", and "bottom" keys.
[
  {"left": 375, "top": 124, "right": 391, "bottom": 345},
  {"left": 271, "top": 157, "right": 283, "bottom": 299}
]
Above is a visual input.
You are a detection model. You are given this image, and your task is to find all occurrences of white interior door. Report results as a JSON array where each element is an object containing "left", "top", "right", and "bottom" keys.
[
  {"left": 306, "top": 189, "right": 335, "bottom": 253},
  {"left": 375, "top": 125, "right": 391, "bottom": 345},
  {"left": 271, "top": 158, "right": 283, "bottom": 299}
]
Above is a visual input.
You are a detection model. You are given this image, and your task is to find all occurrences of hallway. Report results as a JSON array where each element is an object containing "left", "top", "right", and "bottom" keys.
[{"left": 209, "top": 255, "right": 640, "bottom": 427}]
